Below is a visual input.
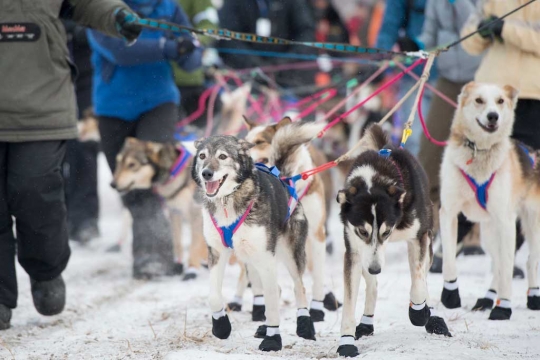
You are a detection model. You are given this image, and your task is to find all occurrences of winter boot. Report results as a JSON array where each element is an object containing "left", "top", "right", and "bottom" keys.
[
  {"left": 31, "top": 275, "right": 66, "bottom": 316},
  {"left": 0, "top": 304, "right": 11, "bottom": 330}
]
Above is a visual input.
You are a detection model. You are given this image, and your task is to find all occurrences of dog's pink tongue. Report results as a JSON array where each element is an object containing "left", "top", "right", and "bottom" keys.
[{"left": 205, "top": 180, "right": 220, "bottom": 194}]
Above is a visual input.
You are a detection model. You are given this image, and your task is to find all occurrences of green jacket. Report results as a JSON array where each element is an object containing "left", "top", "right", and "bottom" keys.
[
  {"left": 0, "top": 0, "right": 129, "bottom": 142},
  {"left": 172, "top": 0, "right": 218, "bottom": 87}
]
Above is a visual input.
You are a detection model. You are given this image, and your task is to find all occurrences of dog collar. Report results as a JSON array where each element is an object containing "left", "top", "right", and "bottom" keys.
[
  {"left": 460, "top": 170, "right": 496, "bottom": 211},
  {"left": 210, "top": 200, "right": 255, "bottom": 249},
  {"left": 378, "top": 149, "right": 404, "bottom": 186},
  {"left": 463, "top": 138, "right": 490, "bottom": 165}
]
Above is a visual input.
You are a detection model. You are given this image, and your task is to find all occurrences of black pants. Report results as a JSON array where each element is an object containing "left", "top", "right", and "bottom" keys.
[
  {"left": 64, "top": 140, "right": 99, "bottom": 237},
  {"left": 0, "top": 141, "right": 70, "bottom": 309},
  {"left": 98, "top": 103, "right": 176, "bottom": 272},
  {"left": 178, "top": 85, "right": 213, "bottom": 129}
]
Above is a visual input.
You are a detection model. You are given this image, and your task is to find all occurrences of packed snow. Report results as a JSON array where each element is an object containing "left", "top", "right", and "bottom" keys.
[{"left": 1, "top": 155, "right": 539, "bottom": 360}]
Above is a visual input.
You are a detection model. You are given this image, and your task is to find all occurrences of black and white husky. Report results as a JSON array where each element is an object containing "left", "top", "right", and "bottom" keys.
[
  {"left": 191, "top": 122, "right": 324, "bottom": 352},
  {"left": 336, "top": 125, "right": 451, "bottom": 357}
]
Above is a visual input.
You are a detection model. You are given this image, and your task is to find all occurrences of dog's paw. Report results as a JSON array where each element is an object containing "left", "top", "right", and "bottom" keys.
[
  {"left": 425, "top": 316, "right": 452, "bottom": 337},
  {"left": 309, "top": 308, "right": 325, "bottom": 322},
  {"left": 489, "top": 306, "right": 512, "bottom": 320},
  {"left": 323, "top": 292, "right": 342, "bottom": 311},
  {"left": 296, "top": 316, "right": 316, "bottom": 340},
  {"left": 409, "top": 302, "right": 430, "bottom": 326},
  {"left": 441, "top": 288, "right": 461, "bottom": 309},
  {"left": 472, "top": 297, "right": 494, "bottom": 311},
  {"left": 252, "top": 304, "right": 266, "bottom": 322},
  {"left": 259, "top": 334, "right": 282, "bottom": 352},
  {"left": 212, "top": 314, "right": 232, "bottom": 339},
  {"left": 355, "top": 323, "right": 374, "bottom": 339},
  {"left": 227, "top": 302, "right": 242, "bottom": 312},
  {"left": 254, "top": 324, "right": 266, "bottom": 339},
  {"left": 527, "top": 296, "right": 540, "bottom": 310}
]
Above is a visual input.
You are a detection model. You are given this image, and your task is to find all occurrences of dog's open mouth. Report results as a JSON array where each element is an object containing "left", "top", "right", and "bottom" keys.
[
  {"left": 476, "top": 118, "right": 498, "bottom": 133},
  {"left": 205, "top": 175, "right": 227, "bottom": 197}
]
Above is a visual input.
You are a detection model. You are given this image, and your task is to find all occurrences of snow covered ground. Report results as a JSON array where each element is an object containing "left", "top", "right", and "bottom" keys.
[{"left": 1, "top": 154, "right": 539, "bottom": 360}]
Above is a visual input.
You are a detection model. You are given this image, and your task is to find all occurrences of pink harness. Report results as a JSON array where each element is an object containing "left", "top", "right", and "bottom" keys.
[{"left": 210, "top": 200, "right": 255, "bottom": 249}]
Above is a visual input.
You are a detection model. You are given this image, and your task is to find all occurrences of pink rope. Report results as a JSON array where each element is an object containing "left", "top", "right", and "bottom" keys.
[
  {"left": 225, "top": 73, "right": 265, "bottom": 117},
  {"left": 395, "top": 61, "right": 457, "bottom": 108},
  {"left": 176, "top": 86, "right": 216, "bottom": 128},
  {"left": 291, "top": 88, "right": 338, "bottom": 121},
  {"left": 318, "top": 58, "right": 426, "bottom": 138},
  {"left": 417, "top": 84, "right": 448, "bottom": 147},
  {"left": 205, "top": 85, "right": 221, "bottom": 137}
]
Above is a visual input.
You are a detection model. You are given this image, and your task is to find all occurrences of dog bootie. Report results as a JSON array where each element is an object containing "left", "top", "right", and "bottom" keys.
[
  {"left": 323, "top": 291, "right": 342, "bottom": 311},
  {"left": 489, "top": 299, "right": 512, "bottom": 320},
  {"left": 425, "top": 308, "right": 452, "bottom": 337},
  {"left": 472, "top": 289, "right": 496, "bottom": 311},
  {"left": 355, "top": 315, "right": 374, "bottom": 339},
  {"left": 259, "top": 326, "right": 282, "bottom": 352},
  {"left": 211, "top": 309, "right": 232, "bottom": 339},
  {"left": 228, "top": 296, "right": 242, "bottom": 312},
  {"left": 309, "top": 300, "right": 325, "bottom": 322},
  {"left": 409, "top": 301, "right": 430, "bottom": 326},
  {"left": 337, "top": 336, "right": 359, "bottom": 357},
  {"left": 182, "top": 267, "right": 198, "bottom": 281},
  {"left": 296, "top": 308, "right": 316, "bottom": 340},
  {"left": 527, "top": 288, "right": 540, "bottom": 310},
  {"left": 252, "top": 295, "right": 266, "bottom": 322},
  {"left": 255, "top": 324, "right": 266, "bottom": 338},
  {"left": 441, "top": 280, "right": 461, "bottom": 309},
  {"left": 513, "top": 265, "right": 525, "bottom": 279}
]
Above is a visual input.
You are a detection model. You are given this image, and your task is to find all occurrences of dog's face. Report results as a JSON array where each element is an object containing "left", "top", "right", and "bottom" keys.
[
  {"left": 112, "top": 138, "right": 161, "bottom": 192},
  {"left": 192, "top": 136, "right": 255, "bottom": 199},
  {"left": 244, "top": 117, "right": 292, "bottom": 165},
  {"left": 338, "top": 179, "right": 405, "bottom": 275},
  {"left": 457, "top": 82, "right": 518, "bottom": 139}
]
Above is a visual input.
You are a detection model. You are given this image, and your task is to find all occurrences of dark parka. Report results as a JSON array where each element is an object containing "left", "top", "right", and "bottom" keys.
[{"left": 0, "top": 0, "right": 130, "bottom": 142}]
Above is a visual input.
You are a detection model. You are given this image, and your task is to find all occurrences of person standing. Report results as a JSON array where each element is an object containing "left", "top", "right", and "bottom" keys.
[
  {"left": 87, "top": 0, "right": 202, "bottom": 279},
  {"left": 0, "top": 0, "right": 141, "bottom": 330}
]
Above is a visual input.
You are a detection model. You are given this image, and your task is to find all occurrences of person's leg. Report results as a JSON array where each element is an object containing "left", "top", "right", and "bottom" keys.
[
  {"left": 98, "top": 116, "right": 136, "bottom": 173},
  {"left": 513, "top": 99, "right": 540, "bottom": 150},
  {"left": 64, "top": 139, "right": 100, "bottom": 242},
  {"left": 0, "top": 143, "right": 17, "bottom": 315},
  {"left": 8, "top": 141, "right": 70, "bottom": 315},
  {"left": 127, "top": 102, "right": 177, "bottom": 277}
]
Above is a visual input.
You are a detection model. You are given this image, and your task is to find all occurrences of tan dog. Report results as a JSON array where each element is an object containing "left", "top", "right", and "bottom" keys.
[
  {"left": 439, "top": 82, "right": 540, "bottom": 319},
  {"left": 111, "top": 138, "right": 207, "bottom": 281},
  {"left": 226, "top": 117, "right": 340, "bottom": 322}
]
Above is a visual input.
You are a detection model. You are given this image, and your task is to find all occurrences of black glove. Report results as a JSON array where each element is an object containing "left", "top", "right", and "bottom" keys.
[
  {"left": 177, "top": 37, "right": 196, "bottom": 56},
  {"left": 478, "top": 16, "right": 504, "bottom": 40},
  {"left": 396, "top": 36, "right": 420, "bottom": 52},
  {"left": 115, "top": 8, "right": 142, "bottom": 45}
]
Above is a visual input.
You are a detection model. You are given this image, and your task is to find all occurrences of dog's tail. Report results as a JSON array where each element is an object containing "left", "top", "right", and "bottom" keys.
[
  {"left": 345, "top": 123, "right": 389, "bottom": 159},
  {"left": 270, "top": 118, "right": 325, "bottom": 173}
]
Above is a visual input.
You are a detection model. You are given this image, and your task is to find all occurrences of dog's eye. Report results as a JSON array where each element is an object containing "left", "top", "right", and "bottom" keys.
[
  {"left": 475, "top": 98, "right": 484, "bottom": 104},
  {"left": 255, "top": 140, "right": 265, "bottom": 145},
  {"left": 218, "top": 154, "right": 228, "bottom": 160},
  {"left": 355, "top": 228, "right": 369, "bottom": 238},
  {"left": 127, "top": 162, "right": 136, "bottom": 170},
  {"left": 382, "top": 230, "right": 391, "bottom": 238},
  {"left": 199, "top": 153, "right": 206, "bottom": 160},
  {"left": 497, "top": 98, "right": 504, "bottom": 104}
]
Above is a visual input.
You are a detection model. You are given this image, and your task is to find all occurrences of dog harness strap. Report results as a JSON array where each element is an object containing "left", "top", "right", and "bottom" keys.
[
  {"left": 210, "top": 200, "right": 255, "bottom": 249},
  {"left": 459, "top": 170, "right": 496, "bottom": 210},
  {"left": 255, "top": 163, "right": 299, "bottom": 221},
  {"left": 518, "top": 143, "right": 536, "bottom": 167},
  {"left": 164, "top": 144, "right": 193, "bottom": 185}
]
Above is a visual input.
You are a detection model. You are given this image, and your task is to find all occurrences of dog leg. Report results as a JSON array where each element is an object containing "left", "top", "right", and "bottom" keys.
[
  {"left": 484, "top": 219, "right": 516, "bottom": 320},
  {"left": 472, "top": 227, "right": 499, "bottom": 311},
  {"left": 184, "top": 210, "right": 207, "bottom": 281},
  {"left": 309, "top": 223, "right": 327, "bottom": 322},
  {"left": 228, "top": 264, "right": 248, "bottom": 312},
  {"left": 355, "top": 268, "right": 376, "bottom": 339},
  {"left": 407, "top": 235, "right": 431, "bottom": 326},
  {"left": 208, "top": 247, "right": 232, "bottom": 339},
  {"left": 247, "top": 263, "right": 266, "bottom": 322},
  {"left": 250, "top": 256, "right": 283, "bottom": 352},
  {"left": 522, "top": 209, "right": 540, "bottom": 310},
  {"left": 170, "top": 211, "right": 184, "bottom": 275},
  {"left": 440, "top": 207, "right": 462, "bottom": 309},
  {"left": 338, "top": 251, "right": 361, "bottom": 358}
]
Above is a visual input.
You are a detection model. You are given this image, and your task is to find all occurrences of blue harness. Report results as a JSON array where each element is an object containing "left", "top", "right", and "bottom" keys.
[
  {"left": 518, "top": 143, "right": 536, "bottom": 167},
  {"left": 209, "top": 164, "right": 300, "bottom": 249}
]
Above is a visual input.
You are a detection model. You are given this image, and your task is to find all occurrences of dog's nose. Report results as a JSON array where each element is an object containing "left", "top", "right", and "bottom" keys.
[
  {"left": 368, "top": 264, "right": 381, "bottom": 275},
  {"left": 202, "top": 168, "right": 214, "bottom": 181},
  {"left": 110, "top": 181, "right": 117, "bottom": 189},
  {"left": 487, "top": 112, "right": 499, "bottom": 124}
]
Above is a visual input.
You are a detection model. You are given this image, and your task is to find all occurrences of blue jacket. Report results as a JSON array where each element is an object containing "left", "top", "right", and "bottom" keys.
[
  {"left": 376, "top": 0, "right": 437, "bottom": 78},
  {"left": 87, "top": 0, "right": 202, "bottom": 121}
]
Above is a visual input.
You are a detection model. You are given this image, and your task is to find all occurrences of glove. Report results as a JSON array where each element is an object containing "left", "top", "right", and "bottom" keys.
[
  {"left": 478, "top": 16, "right": 504, "bottom": 40},
  {"left": 114, "top": 8, "right": 142, "bottom": 45},
  {"left": 396, "top": 37, "right": 420, "bottom": 52},
  {"left": 176, "top": 37, "right": 197, "bottom": 56}
]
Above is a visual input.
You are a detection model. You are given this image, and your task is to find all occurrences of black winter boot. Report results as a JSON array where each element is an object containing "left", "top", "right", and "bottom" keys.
[
  {"left": 0, "top": 304, "right": 11, "bottom": 330},
  {"left": 31, "top": 275, "right": 66, "bottom": 316}
]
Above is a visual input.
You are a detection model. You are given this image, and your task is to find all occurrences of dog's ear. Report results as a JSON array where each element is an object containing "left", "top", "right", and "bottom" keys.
[
  {"left": 243, "top": 115, "right": 257, "bottom": 131},
  {"left": 238, "top": 139, "right": 255, "bottom": 152},
  {"left": 125, "top": 137, "right": 138, "bottom": 145},
  {"left": 458, "top": 81, "right": 476, "bottom": 105},
  {"left": 503, "top": 85, "right": 519, "bottom": 106},
  {"left": 388, "top": 185, "right": 406, "bottom": 203},
  {"left": 194, "top": 138, "right": 206, "bottom": 150},
  {"left": 336, "top": 190, "right": 348, "bottom": 204},
  {"left": 275, "top": 117, "right": 292, "bottom": 131},
  {"left": 145, "top": 142, "right": 165, "bottom": 164}
]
